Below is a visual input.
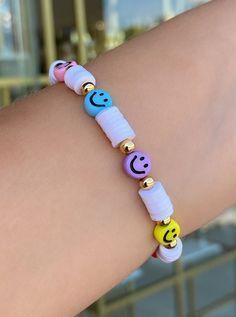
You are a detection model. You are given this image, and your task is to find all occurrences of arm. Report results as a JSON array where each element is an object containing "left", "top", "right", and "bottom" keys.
[{"left": 1, "top": 0, "right": 236, "bottom": 315}]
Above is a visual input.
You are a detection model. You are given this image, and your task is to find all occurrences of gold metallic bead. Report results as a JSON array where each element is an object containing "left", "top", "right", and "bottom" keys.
[
  {"left": 161, "top": 217, "right": 171, "bottom": 225},
  {"left": 81, "top": 82, "right": 95, "bottom": 95},
  {"left": 119, "top": 139, "right": 135, "bottom": 154},
  {"left": 167, "top": 239, "right": 177, "bottom": 248},
  {"left": 139, "top": 176, "right": 155, "bottom": 190}
]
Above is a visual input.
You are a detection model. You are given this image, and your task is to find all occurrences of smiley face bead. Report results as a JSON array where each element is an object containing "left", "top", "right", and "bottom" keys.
[
  {"left": 123, "top": 151, "right": 151, "bottom": 179},
  {"left": 84, "top": 89, "right": 113, "bottom": 117},
  {"left": 153, "top": 219, "right": 180, "bottom": 246},
  {"left": 54, "top": 60, "right": 77, "bottom": 82}
]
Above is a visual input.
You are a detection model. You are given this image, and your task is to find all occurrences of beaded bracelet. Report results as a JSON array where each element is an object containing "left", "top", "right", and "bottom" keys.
[{"left": 48, "top": 60, "right": 183, "bottom": 263}]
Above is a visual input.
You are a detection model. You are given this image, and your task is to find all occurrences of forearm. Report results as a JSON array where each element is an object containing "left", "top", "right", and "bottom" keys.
[{"left": 1, "top": 0, "right": 236, "bottom": 316}]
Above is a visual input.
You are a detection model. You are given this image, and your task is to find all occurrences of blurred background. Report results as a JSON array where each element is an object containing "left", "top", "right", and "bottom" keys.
[{"left": 1, "top": 0, "right": 236, "bottom": 316}]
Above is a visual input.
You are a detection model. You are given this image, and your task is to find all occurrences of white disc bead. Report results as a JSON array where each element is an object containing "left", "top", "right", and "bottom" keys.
[
  {"left": 95, "top": 106, "right": 136, "bottom": 148},
  {"left": 64, "top": 65, "right": 96, "bottom": 95},
  {"left": 157, "top": 238, "right": 183, "bottom": 263},
  {"left": 138, "top": 181, "right": 173, "bottom": 221},
  {"left": 48, "top": 60, "right": 65, "bottom": 85}
]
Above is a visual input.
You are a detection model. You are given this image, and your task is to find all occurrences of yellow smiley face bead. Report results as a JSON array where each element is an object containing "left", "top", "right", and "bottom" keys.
[{"left": 153, "top": 219, "right": 180, "bottom": 246}]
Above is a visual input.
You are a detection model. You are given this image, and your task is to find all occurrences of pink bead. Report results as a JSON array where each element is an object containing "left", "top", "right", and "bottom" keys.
[
  {"left": 123, "top": 151, "right": 151, "bottom": 179},
  {"left": 54, "top": 60, "right": 77, "bottom": 82}
]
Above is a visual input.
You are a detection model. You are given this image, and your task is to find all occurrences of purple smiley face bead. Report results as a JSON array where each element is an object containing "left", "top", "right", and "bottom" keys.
[{"left": 123, "top": 151, "right": 151, "bottom": 179}]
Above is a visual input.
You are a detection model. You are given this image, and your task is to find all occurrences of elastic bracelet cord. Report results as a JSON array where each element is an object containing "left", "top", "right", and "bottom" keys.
[{"left": 48, "top": 60, "right": 183, "bottom": 263}]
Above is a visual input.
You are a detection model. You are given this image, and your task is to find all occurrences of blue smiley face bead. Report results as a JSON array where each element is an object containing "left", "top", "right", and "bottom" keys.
[{"left": 84, "top": 89, "right": 113, "bottom": 117}]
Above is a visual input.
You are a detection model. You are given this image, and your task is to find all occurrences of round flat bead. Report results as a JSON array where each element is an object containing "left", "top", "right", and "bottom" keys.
[
  {"left": 48, "top": 60, "right": 66, "bottom": 84},
  {"left": 123, "top": 151, "right": 151, "bottom": 179},
  {"left": 84, "top": 89, "right": 112, "bottom": 117},
  {"left": 54, "top": 60, "right": 77, "bottom": 82},
  {"left": 157, "top": 238, "right": 183, "bottom": 263},
  {"left": 153, "top": 219, "right": 180, "bottom": 246},
  {"left": 64, "top": 65, "right": 96, "bottom": 95},
  {"left": 138, "top": 181, "right": 174, "bottom": 221},
  {"left": 95, "top": 106, "right": 136, "bottom": 147}
]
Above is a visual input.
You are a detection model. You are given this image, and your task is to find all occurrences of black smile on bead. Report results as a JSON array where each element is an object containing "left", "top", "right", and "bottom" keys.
[
  {"left": 89, "top": 91, "right": 106, "bottom": 108},
  {"left": 57, "top": 61, "right": 71, "bottom": 69},
  {"left": 163, "top": 230, "right": 173, "bottom": 243},
  {"left": 130, "top": 155, "right": 146, "bottom": 175}
]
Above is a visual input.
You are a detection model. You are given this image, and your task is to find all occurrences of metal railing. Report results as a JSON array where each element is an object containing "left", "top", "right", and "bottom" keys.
[{"left": 93, "top": 246, "right": 236, "bottom": 317}]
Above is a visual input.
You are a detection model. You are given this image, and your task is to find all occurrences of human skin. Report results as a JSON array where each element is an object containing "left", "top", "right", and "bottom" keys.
[{"left": 0, "top": 0, "right": 236, "bottom": 316}]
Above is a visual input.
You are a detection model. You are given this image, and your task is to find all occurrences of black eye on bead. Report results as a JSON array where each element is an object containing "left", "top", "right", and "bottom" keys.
[
  {"left": 173, "top": 234, "right": 177, "bottom": 238},
  {"left": 55, "top": 62, "right": 63, "bottom": 68},
  {"left": 140, "top": 156, "right": 145, "bottom": 161},
  {"left": 104, "top": 98, "right": 108, "bottom": 102},
  {"left": 172, "top": 228, "right": 176, "bottom": 232},
  {"left": 99, "top": 93, "right": 104, "bottom": 96},
  {"left": 144, "top": 163, "right": 148, "bottom": 168}
]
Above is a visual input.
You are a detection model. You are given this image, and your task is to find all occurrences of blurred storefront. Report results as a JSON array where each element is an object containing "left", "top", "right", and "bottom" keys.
[
  {"left": 1, "top": 1, "right": 236, "bottom": 316},
  {"left": 0, "top": 0, "right": 211, "bottom": 106}
]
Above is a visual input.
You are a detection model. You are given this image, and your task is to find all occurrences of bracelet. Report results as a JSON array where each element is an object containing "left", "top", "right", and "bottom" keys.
[{"left": 48, "top": 60, "right": 183, "bottom": 263}]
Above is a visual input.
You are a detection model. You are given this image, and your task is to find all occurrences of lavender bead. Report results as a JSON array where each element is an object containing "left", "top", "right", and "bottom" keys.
[
  {"left": 157, "top": 238, "right": 183, "bottom": 263},
  {"left": 95, "top": 106, "right": 135, "bottom": 148},
  {"left": 64, "top": 65, "right": 96, "bottom": 95},
  {"left": 138, "top": 181, "right": 174, "bottom": 221},
  {"left": 123, "top": 151, "right": 151, "bottom": 179}
]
